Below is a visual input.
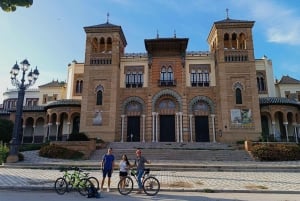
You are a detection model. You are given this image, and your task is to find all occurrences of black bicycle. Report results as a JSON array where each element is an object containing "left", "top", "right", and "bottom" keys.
[{"left": 117, "top": 168, "right": 160, "bottom": 196}]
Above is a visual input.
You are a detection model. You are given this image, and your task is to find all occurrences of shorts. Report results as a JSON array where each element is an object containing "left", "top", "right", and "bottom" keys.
[
  {"left": 102, "top": 168, "right": 113, "bottom": 178},
  {"left": 119, "top": 171, "right": 128, "bottom": 177}
]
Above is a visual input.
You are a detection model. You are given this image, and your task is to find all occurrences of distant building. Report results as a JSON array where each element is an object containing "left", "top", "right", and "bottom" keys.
[{"left": 1, "top": 16, "right": 299, "bottom": 144}]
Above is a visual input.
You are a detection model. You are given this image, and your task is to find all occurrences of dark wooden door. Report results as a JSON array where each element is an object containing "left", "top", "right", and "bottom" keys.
[
  {"left": 160, "top": 115, "right": 175, "bottom": 142},
  {"left": 195, "top": 116, "right": 209, "bottom": 142},
  {"left": 127, "top": 116, "right": 140, "bottom": 142}
]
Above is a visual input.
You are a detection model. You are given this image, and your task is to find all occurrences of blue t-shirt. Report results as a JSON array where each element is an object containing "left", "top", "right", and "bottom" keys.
[{"left": 102, "top": 154, "right": 115, "bottom": 170}]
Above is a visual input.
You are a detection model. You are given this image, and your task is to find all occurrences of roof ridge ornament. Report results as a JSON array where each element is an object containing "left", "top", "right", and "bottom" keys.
[
  {"left": 107, "top": 12, "right": 110, "bottom": 24},
  {"left": 226, "top": 8, "right": 229, "bottom": 19}
]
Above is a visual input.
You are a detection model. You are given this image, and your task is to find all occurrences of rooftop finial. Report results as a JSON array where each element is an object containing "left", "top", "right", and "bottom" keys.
[
  {"left": 107, "top": 12, "right": 110, "bottom": 23},
  {"left": 226, "top": 8, "right": 229, "bottom": 19},
  {"left": 174, "top": 30, "right": 176, "bottom": 38}
]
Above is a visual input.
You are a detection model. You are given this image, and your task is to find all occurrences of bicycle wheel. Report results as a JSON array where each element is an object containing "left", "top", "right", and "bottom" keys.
[
  {"left": 143, "top": 176, "right": 160, "bottom": 196},
  {"left": 54, "top": 177, "right": 68, "bottom": 195},
  {"left": 78, "top": 178, "right": 93, "bottom": 196},
  {"left": 88, "top": 176, "right": 99, "bottom": 190},
  {"left": 117, "top": 176, "right": 133, "bottom": 195}
]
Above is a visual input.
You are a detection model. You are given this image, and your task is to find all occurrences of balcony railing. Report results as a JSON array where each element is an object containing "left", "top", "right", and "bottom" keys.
[{"left": 158, "top": 80, "right": 176, "bottom": 87}]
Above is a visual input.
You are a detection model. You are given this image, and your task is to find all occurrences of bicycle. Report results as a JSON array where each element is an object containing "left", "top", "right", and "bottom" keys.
[
  {"left": 54, "top": 167, "right": 98, "bottom": 196},
  {"left": 117, "top": 168, "right": 160, "bottom": 196}
]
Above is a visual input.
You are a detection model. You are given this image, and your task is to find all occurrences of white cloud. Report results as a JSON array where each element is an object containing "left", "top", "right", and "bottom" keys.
[{"left": 244, "top": 0, "right": 300, "bottom": 45}]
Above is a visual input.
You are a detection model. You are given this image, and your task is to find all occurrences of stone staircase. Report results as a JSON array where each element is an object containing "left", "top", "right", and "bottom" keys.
[{"left": 90, "top": 142, "right": 253, "bottom": 162}]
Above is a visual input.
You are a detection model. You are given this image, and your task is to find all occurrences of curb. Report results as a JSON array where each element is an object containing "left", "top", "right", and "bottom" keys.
[{"left": 1, "top": 186, "right": 299, "bottom": 194}]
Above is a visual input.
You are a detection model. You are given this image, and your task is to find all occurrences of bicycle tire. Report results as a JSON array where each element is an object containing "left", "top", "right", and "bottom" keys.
[
  {"left": 78, "top": 178, "right": 93, "bottom": 196},
  {"left": 143, "top": 176, "right": 160, "bottom": 196},
  {"left": 88, "top": 176, "right": 99, "bottom": 190},
  {"left": 54, "top": 177, "right": 68, "bottom": 195},
  {"left": 117, "top": 176, "right": 133, "bottom": 195}
]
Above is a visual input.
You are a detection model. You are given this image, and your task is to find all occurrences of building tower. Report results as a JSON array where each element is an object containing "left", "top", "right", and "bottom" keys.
[
  {"left": 207, "top": 14, "right": 261, "bottom": 142},
  {"left": 80, "top": 18, "right": 127, "bottom": 141}
]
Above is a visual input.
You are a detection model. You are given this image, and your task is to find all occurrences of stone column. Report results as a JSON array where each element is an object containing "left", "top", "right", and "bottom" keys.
[
  {"left": 67, "top": 122, "right": 71, "bottom": 140},
  {"left": 121, "top": 115, "right": 125, "bottom": 142},
  {"left": 152, "top": 112, "right": 156, "bottom": 142},
  {"left": 179, "top": 112, "right": 183, "bottom": 142},
  {"left": 272, "top": 121, "right": 276, "bottom": 141},
  {"left": 142, "top": 114, "right": 145, "bottom": 143},
  {"left": 283, "top": 122, "right": 288, "bottom": 142},
  {"left": 32, "top": 125, "right": 36, "bottom": 143},
  {"left": 155, "top": 113, "right": 158, "bottom": 142},
  {"left": 55, "top": 122, "right": 60, "bottom": 141},
  {"left": 211, "top": 114, "right": 216, "bottom": 143},
  {"left": 176, "top": 112, "right": 179, "bottom": 142},
  {"left": 48, "top": 123, "right": 52, "bottom": 141},
  {"left": 189, "top": 114, "right": 193, "bottom": 142},
  {"left": 21, "top": 124, "right": 25, "bottom": 144}
]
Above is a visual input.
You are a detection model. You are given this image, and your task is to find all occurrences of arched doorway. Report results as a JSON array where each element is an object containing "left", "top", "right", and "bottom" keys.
[
  {"left": 126, "top": 101, "right": 142, "bottom": 142},
  {"left": 158, "top": 98, "right": 176, "bottom": 142}
]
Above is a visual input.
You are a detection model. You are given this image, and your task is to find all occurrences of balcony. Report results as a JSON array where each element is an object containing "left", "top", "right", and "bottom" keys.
[{"left": 158, "top": 80, "right": 176, "bottom": 87}]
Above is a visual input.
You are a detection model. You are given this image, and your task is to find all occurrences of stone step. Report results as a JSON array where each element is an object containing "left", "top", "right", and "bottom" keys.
[{"left": 91, "top": 147, "right": 253, "bottom": 162}]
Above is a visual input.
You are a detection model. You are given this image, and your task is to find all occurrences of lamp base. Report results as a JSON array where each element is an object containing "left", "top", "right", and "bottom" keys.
[{"left": 6, "top": 154, "right": 19, "bottom": 163}]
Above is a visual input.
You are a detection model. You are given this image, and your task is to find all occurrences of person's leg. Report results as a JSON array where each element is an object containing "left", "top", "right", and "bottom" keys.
[
  {"left": 101, "top": 169, "right": 108, "bottom": 190},
  {"left": 137, "top": 169, "right": 144, "bottom": 192},
  {"left": 107, "top": 169, "right": 112, "bottom": 192}
]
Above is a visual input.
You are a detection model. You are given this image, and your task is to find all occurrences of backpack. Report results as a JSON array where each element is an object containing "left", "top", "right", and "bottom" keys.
[{"left": 87, "top": 185, "right": 100, "bottom": 198}]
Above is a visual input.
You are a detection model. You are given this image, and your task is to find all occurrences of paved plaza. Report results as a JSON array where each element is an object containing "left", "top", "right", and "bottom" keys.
[{"left": 0, "top": 150, "right": 300, "bottom": 194}]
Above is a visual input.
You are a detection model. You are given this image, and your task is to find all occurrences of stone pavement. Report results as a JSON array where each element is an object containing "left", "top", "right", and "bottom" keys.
[{"left": 0, "top": 150, "right": 300, "bottom": 194}]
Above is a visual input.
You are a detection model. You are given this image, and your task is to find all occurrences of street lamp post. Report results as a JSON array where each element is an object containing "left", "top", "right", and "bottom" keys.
[{"left": 6, "top": 59, "right": 39, "bottom": 163}]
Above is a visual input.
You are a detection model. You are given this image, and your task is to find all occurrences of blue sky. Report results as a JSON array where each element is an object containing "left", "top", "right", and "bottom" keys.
[{"left": 1, "top": 0, "right": 300, "bottom": 102}]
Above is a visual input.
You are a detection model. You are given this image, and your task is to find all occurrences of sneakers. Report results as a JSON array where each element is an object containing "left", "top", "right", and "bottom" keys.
[
  {"left": 107, "top": 188, "right": 110, "bottom": 192},
  {"left": 136, "top": 190, "right": 142, "bottom": 194}
]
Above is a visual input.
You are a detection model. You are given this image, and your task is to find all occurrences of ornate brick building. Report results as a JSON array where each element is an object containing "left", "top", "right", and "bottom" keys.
[{"left": 1, "top": 16, "right": 300, "bottom": 144}]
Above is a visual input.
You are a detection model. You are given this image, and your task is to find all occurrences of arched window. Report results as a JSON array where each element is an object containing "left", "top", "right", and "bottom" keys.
[
  {"left": 75, "top": 80, "right": 83, "bottom": 94},
  {"left": 100, "top": 37, "right": 105, "bottom": 53},
  {"left": 96, "top": 91, "right": 103, "bottom": 105},
  {"left": 95, "top": 85, "right": 104, "bottom": 105},
  {"left": 232, "top": 33, "right": 237, "bottom": 49},
  {"left": 160, "top": 66, "right": 167, "bottom": 80},
  {"left": 224, "top": 33, "right": 230, "bottom": 49},
  {"left": 107, "top": 37, "right": 112, "bottom": 52},
  {"left": 92, "top": 37, "right": 98, "bottom": 52},
  {"left": 257, "top": 73, "right": 266, "bottom": 92},
  {"left": 167, "top": 66, "right": 173, "bottom": 81},
  {"left": 238, "top": 33, "right": 246, "bottom": 49},
  {"left": 236, "top": 88, "right": 242, "bottom": 104}
]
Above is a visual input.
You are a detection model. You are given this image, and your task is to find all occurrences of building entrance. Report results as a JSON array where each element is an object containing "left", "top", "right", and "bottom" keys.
[
  {"left": 127, "top": 116, "right": 140, "bottom": 142},
  {"left": 195, "top": 116, "right": 209, "bottom": 142},
  {"left": 159, "top": 115, "right": 175, "bottom": 142}
]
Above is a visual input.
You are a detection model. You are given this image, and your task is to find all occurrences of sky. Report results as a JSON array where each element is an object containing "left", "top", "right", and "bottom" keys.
[{"left": 1, "top": 0, "right": 300, "bottom": 103}]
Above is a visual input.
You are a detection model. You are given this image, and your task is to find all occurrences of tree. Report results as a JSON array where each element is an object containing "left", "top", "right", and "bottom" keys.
[
  {"left": 0, "top": 0, "right": 33, "bottom": 12},
  {"left": 0, "top": 119, "right": 14, "bottom": 143}
]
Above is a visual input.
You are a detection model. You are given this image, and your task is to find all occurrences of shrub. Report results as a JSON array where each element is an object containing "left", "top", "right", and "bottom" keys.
[
  {"left": 0, "top": 119, "right": 14, "bottom": 143},
  {"left": 251, "top": 143, "right": 300, "bottom": 161},
  {"left": 0, "top": 141, "right": 9, "bottom": 164},
  {"left": 19, "top": 143, "right": 46, "bottom": 152},
  {"left": 68, "top": 132, "right": 89, "bottom": 141},
  {"left": 39, "top": 144, "right": 84, "bottom": 160}
]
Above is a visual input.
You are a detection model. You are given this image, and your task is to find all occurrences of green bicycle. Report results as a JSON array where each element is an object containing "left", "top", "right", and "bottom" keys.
[{"left": 54, "top": 167, "right": 98, "bottom": 196}]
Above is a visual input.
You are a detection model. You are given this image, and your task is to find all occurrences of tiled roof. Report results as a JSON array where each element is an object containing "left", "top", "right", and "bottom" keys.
[
  {"left": 278, "top": 75, "right": 300, "bottom": 84},
  {"left": 214, "top": 18, "right": 254, "bottom": 24},
  {"left": 39, "top": 80, "right": 66, "bottom": 88},
  {"left": 259, "top": 97, "right": 300, "bottom": 107},
  {"left": 84, "top": 22, "right": 120, "bottom": 29},
  {"left": 45, "top": 99, "right": 81, "bottom": 109}
]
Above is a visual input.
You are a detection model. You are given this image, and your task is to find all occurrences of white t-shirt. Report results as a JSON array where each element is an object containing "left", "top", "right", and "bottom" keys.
[{"left": 119, "top": 160, "right": 128, "bottom": 172}]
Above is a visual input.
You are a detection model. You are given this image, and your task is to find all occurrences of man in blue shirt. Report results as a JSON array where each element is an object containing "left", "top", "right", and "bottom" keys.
[{"left": 100, "top": 148, "right": 115, "bottom": 192}]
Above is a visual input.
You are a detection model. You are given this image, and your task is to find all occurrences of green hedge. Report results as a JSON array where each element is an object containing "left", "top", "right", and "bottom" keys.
[
  {"left": 251, "top": 143, "right": 300, "bottom": 161},
  {"left": 39, "top": 144, "right": 84, "bottom": 160}
]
